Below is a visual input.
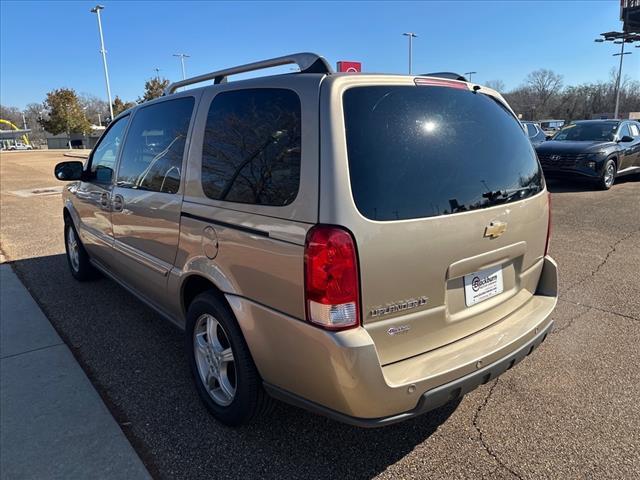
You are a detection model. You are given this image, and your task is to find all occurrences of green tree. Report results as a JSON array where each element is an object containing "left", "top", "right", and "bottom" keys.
[
  {"left": 40, "top": 88, "right": 91, "bottom": 135},
  {"left": 112, "top": 96, "right": 136, "bottom": 117},
  {"left": 138, "top": 77, "right": 170, "bottom": 103}
]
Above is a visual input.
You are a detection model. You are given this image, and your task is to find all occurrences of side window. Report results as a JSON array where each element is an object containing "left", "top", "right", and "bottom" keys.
[
  {"left": 525, "top": 123, "right": 537, "bottom": 137},
  {"left": 116, "top": 97, "right": 194, "bottom": 194},
  {"left": 629, "top": 123, "right": 640, "bottom": 137},
  {"left": 89, "top": 115, "right": 129, "bottom": 183},
  {"left": 618, "top": 123, "right": 631, "bottom": 139},
  {"left": 201, "top": 88, "right": 301, "bottom": 206}
]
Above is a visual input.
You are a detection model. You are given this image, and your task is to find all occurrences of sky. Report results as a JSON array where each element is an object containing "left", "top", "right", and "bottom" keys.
[{"left": 1, "top": 0, "right": 638, "bottom": 110}]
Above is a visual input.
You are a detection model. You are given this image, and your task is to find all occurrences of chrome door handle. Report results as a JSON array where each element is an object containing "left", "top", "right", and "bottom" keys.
[
  {"left": 100, "top": 192, "right": 110, "bottom": 208},
  {"left": 112, "top": 194, "right": 124, "bottom": 212}
]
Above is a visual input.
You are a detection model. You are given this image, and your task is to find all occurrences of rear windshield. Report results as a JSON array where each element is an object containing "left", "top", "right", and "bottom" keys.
[{"left": 343, "top": 86, "right": 543, "bottom": 221}]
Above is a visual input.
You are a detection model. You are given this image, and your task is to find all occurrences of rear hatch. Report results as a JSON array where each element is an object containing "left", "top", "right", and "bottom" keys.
[{"left": 337, "top": 78, "right": 549, "bottom": 365}]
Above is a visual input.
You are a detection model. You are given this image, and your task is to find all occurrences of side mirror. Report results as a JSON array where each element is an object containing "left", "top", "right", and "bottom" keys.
[
  {"left": 618, "top": 135, "right": 634, "bottom": 143},
  {"left": 54, "top": 161, "right": 84, "bottom": 181}
]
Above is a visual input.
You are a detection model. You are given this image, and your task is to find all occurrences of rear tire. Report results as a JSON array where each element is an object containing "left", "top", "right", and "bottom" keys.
[
  {"left": 64, "top": 222, "right": 95, "bottom": 281},
  {"left": 186, "top": 292, "right": 273, "bottom": 426},
  {"left": 597, "top": 158, "right": 616, "bottom": 190}
]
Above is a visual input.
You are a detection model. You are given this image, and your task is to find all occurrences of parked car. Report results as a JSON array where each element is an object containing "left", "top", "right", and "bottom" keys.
[
  {"left": 53, "top": 53, "right": 557, "bottom": 427},
  {"left": 7, "top": 142, "right": 33, "bottom": 150},
  {"left": 522, "top": 121, "right": 547, "bottom": 146},
  {"left": 536, "top": 119, "right": 640, "bottom": 189},
  {"left": 539, "top": 119, "right": 565, "bottom": 138}
]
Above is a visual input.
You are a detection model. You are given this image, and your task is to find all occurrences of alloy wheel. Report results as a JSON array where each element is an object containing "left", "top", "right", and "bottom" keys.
[
  {"left": 66, "top": 227, "right": 80, "bottom": 272},
  {"left": 193, "top": 313, "right": 237, "bottom": 406},
  {"left": 604, "top": 163, "right": 615, "bottom": 188}
]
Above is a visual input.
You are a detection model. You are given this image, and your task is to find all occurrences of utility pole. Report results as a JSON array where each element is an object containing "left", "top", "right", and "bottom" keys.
[
  {"left": 402, "top": 32, "right": 417, "bottom": 74},
  {"left": 90, "top": 5, "right": 114, "bottom": 120},
  {"left": 612, "top": 41, "right": 629, "bottom": 119},
  {"left": 594, "top": 32, "right": 638, "bottom": 119},
  {"left": 173, "top": 53, "right": 190, "bottom": 80},
  {"left": 464, "top": 71, "right": 477, "bottom": 82}
]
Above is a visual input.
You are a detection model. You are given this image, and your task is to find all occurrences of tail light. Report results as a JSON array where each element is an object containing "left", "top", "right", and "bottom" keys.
[
  {"left": 304, "top": 226, "right": 360, "bottom": 330},
  {"left": 544, "top": 192, "right": 552, "bottom": 256}
]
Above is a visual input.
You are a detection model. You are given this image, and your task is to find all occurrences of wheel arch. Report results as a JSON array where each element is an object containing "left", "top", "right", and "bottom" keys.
[
  {"left": 63, "top": 206, "right": 72, "bottom": 223},
  {"left": 180, "top": 273, "right": 229, "bottom": 319},
  {"left": 179, "top": 273, "right": 262, "bottom": 373}
]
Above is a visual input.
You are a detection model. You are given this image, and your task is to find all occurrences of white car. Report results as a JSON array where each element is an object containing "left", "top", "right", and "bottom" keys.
[{"left": 7, "top": 143, "right": 33, "bottom": 151}]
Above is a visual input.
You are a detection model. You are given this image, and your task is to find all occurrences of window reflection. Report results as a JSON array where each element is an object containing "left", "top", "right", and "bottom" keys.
[{"left": 201, "top": 89, "right": 301, "bottom": 207}]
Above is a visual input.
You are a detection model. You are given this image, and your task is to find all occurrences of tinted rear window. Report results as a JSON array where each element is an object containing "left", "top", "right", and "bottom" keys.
[
  {"left": 201, "top": 89, "right": 301, "bottom": 206},
  {"left": 343, "top": 86, "right": 543, "bottom": 221}
]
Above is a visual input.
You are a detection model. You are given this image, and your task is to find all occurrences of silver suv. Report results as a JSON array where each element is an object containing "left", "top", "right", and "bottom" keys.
[{"left": 54, "top": 53, "right": 557, "bottom": 427}]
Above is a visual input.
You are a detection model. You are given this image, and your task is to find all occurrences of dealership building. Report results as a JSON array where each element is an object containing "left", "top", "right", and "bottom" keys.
[{"left": 46, "top": 126, "right": 106, "bottom": 149}]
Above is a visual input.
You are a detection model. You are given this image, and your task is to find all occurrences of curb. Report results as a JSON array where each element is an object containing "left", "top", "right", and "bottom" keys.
[
  {"left": 63, "top": 152, "right": 90, "bottom": 159},
  {"left": 0, "top": 265, "right": 151, "bottom": 479}
]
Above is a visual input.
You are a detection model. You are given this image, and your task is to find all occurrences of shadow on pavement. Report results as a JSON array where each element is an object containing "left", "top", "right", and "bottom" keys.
[{"left": 9, "top": 253, "right": 460, "bottom": 480}]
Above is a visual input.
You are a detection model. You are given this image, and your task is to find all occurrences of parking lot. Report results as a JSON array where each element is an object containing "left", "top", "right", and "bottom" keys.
[{"left": 1, "top": 150, "right": 639, "bottom": 479}]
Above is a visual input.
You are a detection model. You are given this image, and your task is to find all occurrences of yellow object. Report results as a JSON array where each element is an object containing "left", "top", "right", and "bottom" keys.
[{"left": 0, "top": 119, "right": 30, "bottom": 145}]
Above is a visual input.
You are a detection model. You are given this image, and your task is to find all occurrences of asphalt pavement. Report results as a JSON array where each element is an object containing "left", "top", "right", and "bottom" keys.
[{"left": 1, "top": 150, "right": 639, "bottom": 479}]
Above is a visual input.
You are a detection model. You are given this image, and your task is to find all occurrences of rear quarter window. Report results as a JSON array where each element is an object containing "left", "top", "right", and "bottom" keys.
[
  {"left": 343, "top": 86, "right": 543, "bottom": 221},
  {"left": 201, "top": 88, "right": 301, "bottom": 207}
]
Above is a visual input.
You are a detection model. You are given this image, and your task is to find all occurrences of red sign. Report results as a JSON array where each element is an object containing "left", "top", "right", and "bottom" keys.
[{"left": 337, "top": 61, "right": 362, "bottom": 73}]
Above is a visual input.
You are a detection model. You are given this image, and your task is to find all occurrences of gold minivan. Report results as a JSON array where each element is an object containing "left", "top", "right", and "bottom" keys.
[{"left": 54, "top": 53, "right": 557, "bottom": 427}]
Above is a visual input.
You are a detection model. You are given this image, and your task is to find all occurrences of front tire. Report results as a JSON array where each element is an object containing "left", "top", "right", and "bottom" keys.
[
  {"left": 64, "top": 222, "right": 95, "bottom": 281},
  {"left": 186, "top": 292, "right": 273, "bottom": 426},
  {"left": 598, "top": 158, "right": 616, "bottom": 190}
]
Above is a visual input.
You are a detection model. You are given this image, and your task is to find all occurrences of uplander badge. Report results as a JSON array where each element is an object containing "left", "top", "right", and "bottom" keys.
[{"left": 370, "top": 296, "right": 428, "bottom": 318}]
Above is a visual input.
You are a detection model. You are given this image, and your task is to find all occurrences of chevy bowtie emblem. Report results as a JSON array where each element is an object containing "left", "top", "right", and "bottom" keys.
[{"left": 484, "top": 221, "right": 507, "bottom": 239}]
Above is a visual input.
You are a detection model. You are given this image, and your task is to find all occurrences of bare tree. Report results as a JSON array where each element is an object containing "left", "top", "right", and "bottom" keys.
[
  {"left": 0, "top": 105, "right": 23, "bottom": 126},
  {"left": 484, "top": 80, "right": 506, "bottom": 93},
  {"left": 23, "top": 103, "right": 48, "bottom": 145},
  {"left": 79, "top": 94, "right": 109, "bottom": 126},
  {"left": 524, "top": 69, "right": 563, "bottom": 113}
]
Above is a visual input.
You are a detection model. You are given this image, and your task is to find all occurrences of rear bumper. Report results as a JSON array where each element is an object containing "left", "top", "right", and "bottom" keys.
[
  {"left": 264, "top": 319, "right": 553, "bottom": 427},
  {"left": 227, "top": 256, "right": 558, "bottom": 426}
]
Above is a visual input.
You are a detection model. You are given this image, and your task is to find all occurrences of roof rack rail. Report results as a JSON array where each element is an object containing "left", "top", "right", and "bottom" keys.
[
  {"left": 164, "top": 52, "right": 332, "bottom": 95},
  {"left": 419, "top": 72, "right": 468, "bottom": 82}
]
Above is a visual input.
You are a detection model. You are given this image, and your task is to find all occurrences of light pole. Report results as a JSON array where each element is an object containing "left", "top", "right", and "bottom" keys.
[
  {"left": 612, "top": 41, "right": 630, "bottom": 119},
  {"left": 21, "top": 112, "right": 27, "bottom": 130},
  {"left": 402, "top": 32, "right": 417, "bottom": 74},
  {"left": 154, "top": 67, "right": 161, "bottom": 80},
  {"left": 173, "top": 53, "right": 190, "bottom": 80},
  {"left": 594, "top": 31, "right": 638, "bottom": 119},
  {"left": 464, "top": 71, "right": 477, "bottom": 82},
  {"left": 90, "top": 5, "right": 114, "bottom": 121}
]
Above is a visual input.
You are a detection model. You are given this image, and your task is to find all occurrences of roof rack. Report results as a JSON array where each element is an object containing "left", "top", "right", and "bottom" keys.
[
  {"left": 164, "top": 52, "right": 332, "bottom": 95},
  {"left": 419, "top": 72, "right": 468, "bottom": 82}
]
